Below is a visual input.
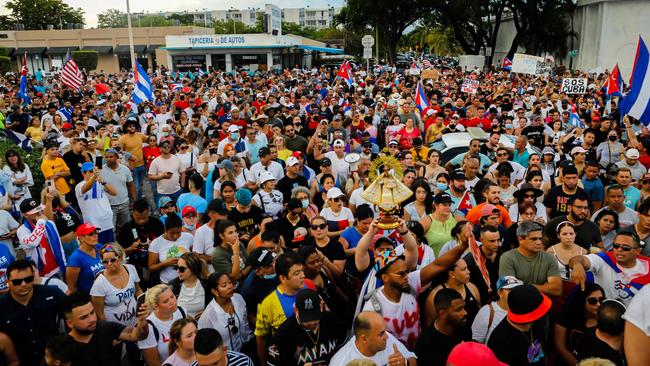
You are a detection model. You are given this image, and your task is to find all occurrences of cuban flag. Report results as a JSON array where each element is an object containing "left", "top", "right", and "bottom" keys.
[
  {"left": 168, "top": 83, "right": 182, "bottom": 92},
  {"left": 337, "top": 60, "right": 353, "bottom": 86},
  {"left": 1, "top": 129, "right": 33, "bottom": 152},
  {"left": 569, "top": 101, "right": 584, "bottom": 128},
  {"left": 415, "top": 82, "right": 430, "bottom": 114},
  {"left": 502, "top": 56, "right": 512, "bottom": 71},
  {"left": 132, "top": 61, "right": 153, "bottom": 105},
  {"left": 198, "top": 69, "right": 207, "bottom": 77},
  {"left": 17, "top": 51, "right": 31, "bottom": 105},
  {"left": 620, "top": 37, "right": 650, "bottom": 124},
  {"left": 606, "top": 64, "right": 624, "bottom": 97}
]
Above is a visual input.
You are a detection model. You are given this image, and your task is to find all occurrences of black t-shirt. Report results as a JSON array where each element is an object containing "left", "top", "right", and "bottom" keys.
[
  {"left": 117, "top": 217, "right": 165, "bottom": 268},
  {"left": 304, "top": 237, "right": 346, "bottom": 263},
  {"left": 276, "top": 175, "right": 309, "bottom": 203},
  {"left": 463, "top": 249, "right": 502, "bottom": 303},
  {"left": 480, "top": 143, "right": 497, "bottom": 162},
  {"left": 69, "top": 321, "right": 125, "bottom": 366},
  {"left": 543, "top": 186, "right": 588, "bottom": 219},
  {"left": 488, "top": 320, "right": 546, "bottom": 366},
  {"left": 276, "top": 215, "right": 311, "bottom": 249},
  {"left": 521, "top": 125, "right": 546, "bottom": 148},
  {"left": 268, "top": 312, "right": 346, "bottom": 366},
  {"left": 240, "top": 273, "right": 279, "bottom": 315},
  {"left": 415, "top": 325, "right": 471, "bottom": 366},
  {"left": 228, "top": 206, "right": 264, "bottom": 237},
  {"left": 53, "top": 207, "right": 83, "bottom": 237},
  {"left": 544, "top": 216, "right": 602, "bottom": 250},
  {"left": 576, "top": 328, "right": 624, "bottom": 366},
  {"left": 8, "top": 112, "right": 30, "bottom": 134},
  {"left": 62, "top": 150, "right": 87, "bottom": 187}
]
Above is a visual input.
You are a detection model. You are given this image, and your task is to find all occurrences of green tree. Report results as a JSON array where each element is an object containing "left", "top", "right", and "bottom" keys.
[
  {"left": 5, "top": 0, "right": 84, "bottom": 30},
  {"left": 336, "top": 0, "right": 434, "bottom": 62},
  {"left": 97, "top": 9, "right": 126, "bottom": 28},
  {"left": 0, "top": 56, "right": 11, "bottom": 74},
  {"left": 213, "top": 20, "right": 256, "bottom": 34},
  {"left": 0, "top": 15, "right": 13, "bottom": 31},
  {"left": 133, "top": 15, "right": 171, "bottom": 27},
  {"left": 72, "top": 50, "right": 98, "bottom": 72},
  {"left": 167, "top": 13, "right": 194, "bottom": 26},
  {"left": 406, "top": 25, "right": 462, "bottom": 57}
]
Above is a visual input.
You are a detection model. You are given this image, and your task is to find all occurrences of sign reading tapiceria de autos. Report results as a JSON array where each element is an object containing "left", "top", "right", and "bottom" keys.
[{"left": 164, "top": 34, "right": 299, "bottom": 49}]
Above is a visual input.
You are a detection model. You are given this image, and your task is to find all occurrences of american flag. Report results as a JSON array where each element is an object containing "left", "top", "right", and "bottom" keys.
[{"left": 61, "top": 51, "right": 84, "bottom": 90}]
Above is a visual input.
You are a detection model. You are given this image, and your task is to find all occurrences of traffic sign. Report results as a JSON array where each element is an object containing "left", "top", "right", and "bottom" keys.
[
  {"left": 363, "top": 47, "right": 372, "bottom": 59},
  {"left": 362, "top": 35, "right": 375, "bottom": 48}
]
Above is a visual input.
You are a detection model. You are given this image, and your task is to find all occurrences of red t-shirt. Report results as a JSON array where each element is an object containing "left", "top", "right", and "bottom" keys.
[
  {"left": 398, "top": 128, "right": 422, "bottom": 149},
  {"left": 142, "top": 146, "right": 161, "bottom": 170},
  {"left": 174, "top": 100, "right": 190, "bottom": 110}
]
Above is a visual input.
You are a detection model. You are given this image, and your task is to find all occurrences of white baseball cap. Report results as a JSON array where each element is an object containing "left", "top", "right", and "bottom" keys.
[
  {"left": 286, "top": 156, "right": 300, "bottom": 167},
  {"left": 227, "top": 125, "right": 241, "bottom": 133},
  {"left": 326, "top": 187, "right": 345, "bottom": 200},
  {"left": 258, "top": 171, "right": 276, "bottom": 185}
]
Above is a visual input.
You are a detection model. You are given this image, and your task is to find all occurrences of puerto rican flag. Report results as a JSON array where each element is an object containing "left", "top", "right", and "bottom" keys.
[
  {"left": 605, "top": 64, "right": 624, "bottom": 97},
  {"left": 414, "top": 82, "right": 430, "bottom": 115},
  {"left": 337, "top": 60, "right": 353, "bottom": 86},
  {"left": 621, "top": 36, "right": 650, "bottom": 124},
  {"left": 502, "top": 56, "right": 512, "bottom": 71}
]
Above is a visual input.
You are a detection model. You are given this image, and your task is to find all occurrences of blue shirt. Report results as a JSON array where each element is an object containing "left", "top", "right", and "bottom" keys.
[
  {"left": 67, "top": 244, "right": 104, "bottom": 293},
  {"left": 624, "top": 186, "right": 641, "bottom": 209},
  {"left": 176, "top": 193, "right": 208, "bottom": 214},
  {"left": 513, "top": 149, "right": 530, "bottom": 168},
  {"left": 341, "top": 226, "right": 363, "bottom": 249},
  {"left": 582, "top": 177, "right": 605, "bottom": 205},
  {"left": 0, "top": 245, "right": 15, "bottom": 292}
]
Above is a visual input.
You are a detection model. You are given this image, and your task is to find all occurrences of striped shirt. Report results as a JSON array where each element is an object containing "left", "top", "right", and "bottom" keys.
[{"left": 189, "top": 351, "right": 253, "bottom": 366}]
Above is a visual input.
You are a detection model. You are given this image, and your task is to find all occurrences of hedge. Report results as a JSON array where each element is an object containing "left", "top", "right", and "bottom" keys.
[
  {"left": 0, "top": 56, "right": 11, "bottom": 74},
  {"left": 0, "top": 137, "right": 44, "bottom": 198}
]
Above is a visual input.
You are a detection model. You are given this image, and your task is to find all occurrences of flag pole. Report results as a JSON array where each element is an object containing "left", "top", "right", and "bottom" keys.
[{"left": 125, "top": 0, "right": 136, "bottom": 71}]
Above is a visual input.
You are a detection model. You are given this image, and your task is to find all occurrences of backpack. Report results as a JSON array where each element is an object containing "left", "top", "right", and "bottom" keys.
[{"left": 144, "top": 306, "right": 187, "bottom": 342}]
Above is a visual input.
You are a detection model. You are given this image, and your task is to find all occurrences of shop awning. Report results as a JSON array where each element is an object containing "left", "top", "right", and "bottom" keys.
[
  {"left": 82, "top": 46, "right": 113, "bottom": 54},
  {"left": 114, "top": 45, "right": 146, "bottom": 54},
  {"left": 297, "top": 45, "right": 344, "bottom": 54},
  {"left": 44, "top": 46, "right": 78, "bottom": 55},
  {"left": 146, "top": 44, "right": 163, "bottom": 53},
  {"left": 12, "top": 47, "right": 46, "bottom": 56}
]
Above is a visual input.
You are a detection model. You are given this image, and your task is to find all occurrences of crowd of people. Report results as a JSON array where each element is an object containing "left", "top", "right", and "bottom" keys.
[{"left": 1, "top": 60, "right": 650, "bottom": 366}]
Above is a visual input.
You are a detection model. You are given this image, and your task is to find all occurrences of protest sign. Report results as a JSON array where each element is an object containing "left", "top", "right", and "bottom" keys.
[
  {"left": 561, "top": 78, "right": 588, "bottom": 94},
  {"left": 421, "top": 69, "right": 439, "bottom": 80},
  {"left": 512, "top": 53, "right": 548, "bottom": 75},
  {"left": 461, "top": 78, "right": 479, "bottom": 94}
]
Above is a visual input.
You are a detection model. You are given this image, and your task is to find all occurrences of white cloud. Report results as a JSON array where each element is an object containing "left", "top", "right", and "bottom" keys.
[{"left": 52, "top": 0, "right": 345, "bottom": 28}]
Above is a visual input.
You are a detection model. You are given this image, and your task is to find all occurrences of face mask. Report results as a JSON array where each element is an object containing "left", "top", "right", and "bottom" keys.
[
  {"left": 436, "top": 183, "right": 448, "bottom": 191},
  {"left": 449, "top": 124, "right": 456, "bottom": 129},
  {"left": 301, "top": 199, "right": 309, "bottom": 208},
  {"left": 505, "top": 124, "right": 513, "bottom": 129},
  {"left": 608, "top": 135, "right": 617, "bottom": 142},
  {"left": 230, "top": 132, "right": 239, "bottom": 140},
  {"left": 144, "top": 108, "right": 151, "bottom": 113},
  {"left": 163, "top": 131, "right": 170, "bottom": 136},
  {"left": 262, "top": 273, "right": 276, "bottom": 280},
  {"left": 183, "top": 223, "right": 196, "bottom": 231}
]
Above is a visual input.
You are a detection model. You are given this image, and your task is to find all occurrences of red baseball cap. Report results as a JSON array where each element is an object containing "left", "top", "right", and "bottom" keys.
[
  {"left": 62, "top": 123, "right": 74, "bottom": 130},
  {"left": 182, "top": 206, "right": 197, "bottom": 217},
  {"left": 292, "top": 151, "right": 304, "bottom": 158},
  {"left": 446, "top": 342, "right": 507, "bottom": 366},
  {"left": 76, "top": 223, "right": 97, "bottom": 236}
]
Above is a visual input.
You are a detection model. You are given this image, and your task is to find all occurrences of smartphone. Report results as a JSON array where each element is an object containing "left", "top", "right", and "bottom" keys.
[
  {"left": 46, "top": 180, "right": 57, "bottom": 194},
  {"left": 131, "top": 228, "right": 138, "bottom": 240},
  {"left": 95, "top": 156, "right": 103, "bottom": 168}
]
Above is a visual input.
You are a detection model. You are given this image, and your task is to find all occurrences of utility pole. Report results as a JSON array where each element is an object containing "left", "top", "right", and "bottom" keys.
[{"left": 125, "top": 0, "right": 136, "bottom": 71}]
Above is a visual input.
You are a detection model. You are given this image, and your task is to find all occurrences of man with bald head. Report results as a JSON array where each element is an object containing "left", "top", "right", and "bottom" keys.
[{"left": 329, "top": 311, "right": 416, "bottom": 366}]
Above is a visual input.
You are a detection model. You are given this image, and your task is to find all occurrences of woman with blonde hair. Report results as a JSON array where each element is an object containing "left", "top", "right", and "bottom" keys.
[
  {"left": 168, "top": 252, "right": 211, "bottom": 318},
  {"left": 138, "top": 284, "right": 188, "bottom": 366},
  {"left": 162, "top": 318, "right": 197, "bottom": 366}
]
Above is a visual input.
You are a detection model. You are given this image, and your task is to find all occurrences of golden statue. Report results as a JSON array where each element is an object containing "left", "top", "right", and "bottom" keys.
[{"left": 361, "top": 156, "right": 413, "bottom": 229}]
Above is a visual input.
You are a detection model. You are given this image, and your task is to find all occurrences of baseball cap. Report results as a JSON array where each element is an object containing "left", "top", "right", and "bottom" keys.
[
  {"left": 626, "top": 148, "right": 640, "bottom": 159},
  {"left": 446, "top": 342, "right": 507, "bottom": 366},
  {"left": 259, "top": 171, "right": 276, "bottom": 185},
  {"left": 249, "top": 247, "right": 277, "bottom": 269},
  {"left": 333, "top": 139, "right": 345, "bottom": 148},
  {"left": 542, "top": 146, "right": 555, "bottom": 155},
  {"left": 81, "top": 162, "right": 95, "bottom": 172},
  {"left": 104, "top": 148, "right": 119, "bottom": 156},
  {"left": 286, "top": 156, "right": 300, "bottom": 167},
  {"left": 570, "top": 146, "right": 587, "bottom": 156},
  {"left": 292, "top": 151, "right": 304, "bottom": 159},
  {"left": 295, "top": 289, "right": 322, "bottom": 322},
  {"left": 62, "top": 123, "right": 73, "bottom": 130},
  {"left": 236, "top": 188, "right": 253, "bottom": 206},
  {"left": 426, "top": 109, "right": 435, "bottom": 116},
  {"left": 480, "top": 203, "right": 500, "bottom": 218},
  {"left": 19, "top": 198, "right": 44, "bottom": 215},
  {"left": 496, "top": 276, "right": 524, "bottom": 290},
  {"left": 217, "top": 159, "right": 233, "bottom": 170},
  {"left": 158, "top": 196, "right": 175, "bottom": 208},
  {"left": 451, "top": 169, "right": 466, "bottom": 181},
  {"left": 76, "top": 223, "right": 97, "bottom": 237},
  {"left": 563, "top": 165, "right": 578, "bottom": 175},
  {"left": 326, "top": 187, "right": 345, "bottom": 200},
  {"left": 434, "top": 192, "right": 452, "bottom": 204},
  {"left": 320, "top": 157, "right": 332, "bottom": 167},
  {"left": 374, "top": 250, "right": 405, "bottom": 277},
  {"left": 388, "top": 139, "right": 399, "bottom": 146},
  {"left": 258, "top": 147, "right": 271, "bottom": 158},
  {"left": 227, "top": 125, "right": 241, "bottom": 133},
  {"left": 181, "top": 206, "right": 197, "bottom": 217},
  {"left": 292, "top": 227, "right": 309, "bottom": 244}
]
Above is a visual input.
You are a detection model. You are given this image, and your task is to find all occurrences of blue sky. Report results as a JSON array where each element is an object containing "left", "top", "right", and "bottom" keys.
[{"left": 2, "top": 0, "right": 346, "bottom": 27}]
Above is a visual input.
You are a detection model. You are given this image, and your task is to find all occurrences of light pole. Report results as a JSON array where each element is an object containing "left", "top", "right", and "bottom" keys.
[{"left": 125, "top": 0, "right": 136, "bottom": 71}]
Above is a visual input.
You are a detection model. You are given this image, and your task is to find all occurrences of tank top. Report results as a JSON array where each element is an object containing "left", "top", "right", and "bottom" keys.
[{"left": 442, "top": 283, "right": 480, "bottom": 325}]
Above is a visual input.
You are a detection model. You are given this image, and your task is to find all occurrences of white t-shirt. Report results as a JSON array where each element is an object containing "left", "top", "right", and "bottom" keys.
[
  {"left": 349, "top": 187, "right": 379, "bottom": 217},
  {"left": 324, "top": 151, "right": 350, "bottom": 181},
  {"left": 162, "top": 352, "right": 194, "bottom": 366},
  {"left": 249, "top": 161, "right": 285, "bottom": 183},
  {"left": 149, "top": 233, "right": 193, "bottom": 283},
  {"left": 193, "top": 224, "right": 215, "bottom": 273},
  {"left": 329, "top": 332, "right": 415, "bottom": 366},
  {"left": 471, "top": 301, "right": 508, "bottom": 344},
  {"left": 234, "top": 169, "right": 252, "bottom": 189},
  {"left": 90, "top": 264, "right": 141, "bottom": 327},
  {"left": 75, "top": 181, "right": 114, "bottom": 231},
  {"left": 197, "top": 294, "right": 253, "bottom": 353},
  {"left": 622, "top": 283, "right": 650, "bottom": 336},
  {"left": 176, "top": 152, "right": 197, "bottom": 172},
  {"left": 155, "top": 112, "right": 172, "bottom": 127},
  {"left": 177, "top": 282, "right": 205, "bottom": 318},
  {"left": 587, "top": 253, "right": 650, "bottom": 305},
  {"left": 148, "top": 155, "right": 183, "bottom": 195},
  {"left": 137, "top": 309, "right": 185, "bottom": 361},
  {"left": 320, "top": 207, "right": 355, "bottom": 232},
  {"left": 252, "top": 190, "right": 284, "bottom": 219},
  {"left": 362, "top": 270, "right": 422, "bottom": 349}
]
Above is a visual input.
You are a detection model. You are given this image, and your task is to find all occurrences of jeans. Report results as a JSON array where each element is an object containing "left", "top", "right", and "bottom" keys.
[
  {"left": 132, "top": 165, "right": 146, "bottom": 199},
  {"left": 112, "top": 202, "right": 131, "bottom": 233},
  {"left": 98, "top": 229, "right": 115, "bottom": 245},
  {"left": 158, "top": 190, "right": 182, "bottom": 208}
]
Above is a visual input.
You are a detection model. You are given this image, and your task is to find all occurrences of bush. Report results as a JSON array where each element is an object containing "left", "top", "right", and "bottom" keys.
[
  {"left": 72, "top": 50, "right": 99, "bottom": 72},
  {"left": 0, "top": 137, "right": 44, "bottom": 198},
  {"left": 0, "top": 56, "right": 11, "bottom": 74}
]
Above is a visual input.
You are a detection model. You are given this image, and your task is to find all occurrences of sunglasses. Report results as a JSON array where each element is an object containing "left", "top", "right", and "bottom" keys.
[
  {"left": 180, "top": 146, "right": 188, "bottom": 150},
  {"left": 227, "top": 316, "right": 239, "bottom": 334},
  {"left": 331, "top": 197, "right": 343, "bottom": 203},
  {"left": 173, "top": 265, "right": 187, "bottom": 273},
  {"left": 311, "top": 223, "right": 327, "bottom": 230},
  {"left": 101, "top": 258, "right": 118, "bottom": 264},
  {"left": 612, "top": 243, "right": 638, "bottom": 252},
  {"left": 10, "top": 275, "right": 34, "bottom": 286},
  {"left": 524, "top": 194, "right": 536, "bottom": 199},
  {"left": 586, "top": 297, "right": 605, "bottom": 305},
  {"left": 497, "top": 153, "right": 508, "bottom": 157}
]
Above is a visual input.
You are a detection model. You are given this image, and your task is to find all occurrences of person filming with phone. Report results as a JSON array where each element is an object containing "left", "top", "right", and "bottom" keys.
[{"left": 148, "top": 140, "right": 184, "bottom": 205}]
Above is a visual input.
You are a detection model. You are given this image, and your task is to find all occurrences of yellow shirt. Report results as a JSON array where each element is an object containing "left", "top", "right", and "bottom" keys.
[
  {"left": 24, "top": 126, "right": 43, "bottom": 142},
  {"left": 277, "top": 148, "right": 294, "bottom": 162},
  {"left": 426, "top": 124, "right": 445, "bottom": 143},
  {"left": 119, "top": 132, "right": 146, "bottom": 167},
  {"left": 41, "top": 157, "right": 70, "bottom": 194},
  {"left": 254, "top": 287, "right": 296, "bottom": 337}
]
